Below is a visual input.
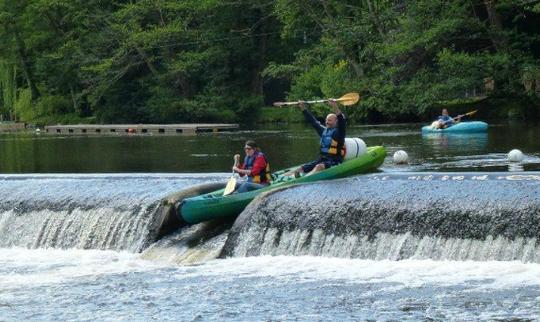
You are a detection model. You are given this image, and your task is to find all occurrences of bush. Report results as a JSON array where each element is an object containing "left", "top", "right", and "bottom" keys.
[
  {"left": 256, "top": 106, "right": 304, "bottom": 123},
  {"left": 13, "top": 89, "right": 33, "bottom": 121},
  {"left": 36, "top": 95, "right": 72, "bottom": 116}
]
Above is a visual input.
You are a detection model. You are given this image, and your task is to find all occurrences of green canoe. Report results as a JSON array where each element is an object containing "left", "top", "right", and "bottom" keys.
[{"left": 179, "top": 146, "right": 386, "bottom": 224}]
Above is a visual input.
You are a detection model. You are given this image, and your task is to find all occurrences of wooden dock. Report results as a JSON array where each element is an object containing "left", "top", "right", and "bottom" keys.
[
  {"left": 44, "top": 123, "right": 239, "bottom": 135},
  {"left": 0, "top": 122, "right": 25, "bottom": 132}
]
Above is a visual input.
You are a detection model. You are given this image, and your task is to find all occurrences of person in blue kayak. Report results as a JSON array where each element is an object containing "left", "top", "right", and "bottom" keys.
[
  {"left": 286, "top": 99, "right": 346, "bottom": 177},
  {"left": 434, "top": 108, "right": 461, "bottom": 129},
  {"left": 232, "top": 140, "right": 272, "bottom": 193}
]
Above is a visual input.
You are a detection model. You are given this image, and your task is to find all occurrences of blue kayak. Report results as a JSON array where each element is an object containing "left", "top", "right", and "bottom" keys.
[{"left": 422, "top": 121, "right": 488, "bottom": 133}]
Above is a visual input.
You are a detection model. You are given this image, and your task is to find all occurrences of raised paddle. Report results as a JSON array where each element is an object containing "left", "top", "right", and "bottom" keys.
[
  {"left": 273, "top": 92, "right": 360, "bottom": 107},
  {"left": 223, "top": 156, "right": 239, "bottom": 196}
]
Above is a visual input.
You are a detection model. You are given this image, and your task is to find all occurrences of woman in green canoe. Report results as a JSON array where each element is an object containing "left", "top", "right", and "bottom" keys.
[{"left": 232, "top": 140, "right": 272, "bottom": 193}]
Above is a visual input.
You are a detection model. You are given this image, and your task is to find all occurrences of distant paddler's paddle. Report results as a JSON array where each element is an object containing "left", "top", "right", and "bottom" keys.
[
  {"left": 273, "top": 92, "right": 360, "bottom": 107},
  {"left": 223, "top": 156, "right": 239, "bottom": 196},
  {"left": 453, "top": 109, "right": 478, "bottom": 121}
]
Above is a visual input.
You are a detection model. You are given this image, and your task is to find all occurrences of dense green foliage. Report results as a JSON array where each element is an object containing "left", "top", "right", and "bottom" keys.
[{"left": 0, "top": 0, "right": 539, "bottom": 124}]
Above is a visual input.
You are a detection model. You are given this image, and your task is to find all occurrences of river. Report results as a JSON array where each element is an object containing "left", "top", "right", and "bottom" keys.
[
  {"left": 1, "top": 121, "right": 540, "bottom": 321},
  {"left": 1, "top": 122, "right": 539, "bottom": 173}
]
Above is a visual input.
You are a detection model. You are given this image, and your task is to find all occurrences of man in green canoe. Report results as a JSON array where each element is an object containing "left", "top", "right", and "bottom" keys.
[{"left": 286, "top": 99, "right": 346, "bottom": 177}]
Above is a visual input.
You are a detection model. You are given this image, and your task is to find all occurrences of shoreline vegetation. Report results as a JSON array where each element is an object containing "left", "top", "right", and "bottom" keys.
[
  {"left": 0, "top": 1, "right": 539, "bottom": 126},
  {"left": 1, "top": 96, "right": 537, "bottom": 130},
  {"left": 256, "top": 96, "right": 539, "bottom": 124}
]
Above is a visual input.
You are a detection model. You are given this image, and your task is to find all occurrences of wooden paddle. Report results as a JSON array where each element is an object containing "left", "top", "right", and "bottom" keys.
[
  {"left": 273, "top": 92, "right": 360, "bottom": 107},
  {"left": 453, "top": 109, "right": 478, "bottom": 121},
  {"left": 223, "top": 157, "right": 239, "bottom": 196}
]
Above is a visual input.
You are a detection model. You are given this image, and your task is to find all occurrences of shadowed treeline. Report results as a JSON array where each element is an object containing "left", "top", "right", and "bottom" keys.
[{"left": 0, "top": 1, "right": 539, "bottom": 125}]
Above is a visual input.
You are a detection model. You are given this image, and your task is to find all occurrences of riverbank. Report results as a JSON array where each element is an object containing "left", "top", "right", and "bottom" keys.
[{"left": 6, "top": 95, "right": 540, "bottom": 128}]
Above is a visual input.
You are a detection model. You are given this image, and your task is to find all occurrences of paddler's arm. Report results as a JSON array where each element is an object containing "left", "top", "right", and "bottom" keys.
[
  {"left": 328, "top": 99, "right": 346, "bottom": 135},
  {"left": 232, "top": 154, "right": 248, "bottom": 176},
  {"left": 233, "top": 156, "right": 266, "bottom": 177},
  {"left": 299, "top": 101, "right": 324, "bottom": 136},
  {"left": 328, "top": 99, "right": 342, "bottom": 117},
  {"left": 233, "top": 166, "right": 250, "bottom": 176},
  {"left": 443, "top": 116, "right": 454, "bottom": 126}
]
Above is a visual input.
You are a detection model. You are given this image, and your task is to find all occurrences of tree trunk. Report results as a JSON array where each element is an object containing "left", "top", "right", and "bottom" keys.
[
  {"left": 178, "top": 75, "right": 192, "bottom": 98},
  {"left": 13, "top": 26, "right": 40, "bottom": 100},
  {"left": 252, "top": 22, "right": 267, "bottom": 96},
  {"left": 317, "top": 1, "right": 365, "bottom": 78},
  {"left": 135, "top": 47, "right": 159, "bottom": 76},
  {"left": 366, "top": 0, "right": 386, "bottom": 40},
  {"left": 483, "top": 0, "right": 507, "bottom": 52},
  {"left": 69, "top": 84, "right": 78, "bottom": 113}
]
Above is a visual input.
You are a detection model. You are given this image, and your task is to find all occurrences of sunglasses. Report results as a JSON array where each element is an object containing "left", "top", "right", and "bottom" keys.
[{"left": 244, "top": 147, "right": 253, "bottom": 150}]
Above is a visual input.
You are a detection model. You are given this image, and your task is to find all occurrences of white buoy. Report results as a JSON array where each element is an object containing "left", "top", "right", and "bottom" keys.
[
  {"left": 393, "top": 150, "right": 409, "bottom": 164},
  {"left": 35, "top": 128, "right": 41, "bottom": 133},
  {"left": 344, "top": 138, "right": 367, "bottom": 160},
  {"left": 508, "top": 149, "right": 524, "bottom": 162}
]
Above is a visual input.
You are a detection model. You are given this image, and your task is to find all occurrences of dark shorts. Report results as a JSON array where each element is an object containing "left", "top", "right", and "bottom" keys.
[{"left": 302, "top": 157, "right": 342, "bottom": 173}]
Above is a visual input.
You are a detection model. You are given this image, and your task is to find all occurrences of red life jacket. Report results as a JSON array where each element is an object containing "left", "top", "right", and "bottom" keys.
[{"left": 243, "top": 152, "right": 271, "bottom": 184}]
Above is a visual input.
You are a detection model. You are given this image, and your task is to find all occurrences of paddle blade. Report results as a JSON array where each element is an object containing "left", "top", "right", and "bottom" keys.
[
  {"left": 223, "top": 177, "right": 236, "bottom": 196},
  {"left": 336, "top": 92, "right": 360, "bottom": 106}
]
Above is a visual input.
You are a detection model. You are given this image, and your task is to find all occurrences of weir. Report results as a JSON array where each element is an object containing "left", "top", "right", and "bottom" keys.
[
  {"left": 221, "top": 172, "right": 540, "bottom": 262},
  {"left": 0, "top": 175, "right": 224, "bottom": 252},
  {"left": 2, "top": 173, "right": 540, "bottom": 263}
]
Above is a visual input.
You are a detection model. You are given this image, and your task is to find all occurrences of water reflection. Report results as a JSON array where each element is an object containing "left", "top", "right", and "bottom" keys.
[{"left": 422, "top": 132, "right": 488, "bottom": 152}]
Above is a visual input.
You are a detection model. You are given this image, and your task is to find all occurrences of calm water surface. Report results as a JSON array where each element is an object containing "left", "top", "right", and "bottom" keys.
[{"left": 0, "top": 122, "right": 539, "bottom": 173}]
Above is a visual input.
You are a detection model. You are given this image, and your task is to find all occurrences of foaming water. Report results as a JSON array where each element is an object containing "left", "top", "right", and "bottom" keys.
[
  {"left": 223, "top": 172, "right": 540, "bottom": 262},
  {"left": 231, "top": 229, "right": 540, "bottom": 262},
  {"left": 178, "top": 256, "right": 540, "bottom": 290},
  {"left": 0, "top": 174, "right": 226, "bottom": 251},
  {"left": 0, "top": 248, "right": 157, "bottom": 290},
  {"left": 1, "top": 248, "right": 539, "bottom": 321},
  {"left": 141, "top": 221, "right": 231, "bottom": 265}
]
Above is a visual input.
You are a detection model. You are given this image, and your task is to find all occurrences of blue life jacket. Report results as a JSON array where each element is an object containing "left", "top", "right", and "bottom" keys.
[
  {"left": 320, "top": 128, "right": 341, "bottom": 157},
  {"left": 437, "top": 115, "right": 454, "bottom": 126}
]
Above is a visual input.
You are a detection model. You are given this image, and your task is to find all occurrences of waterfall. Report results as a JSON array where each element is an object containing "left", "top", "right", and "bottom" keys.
[
  {"left": 0, "top": 174, "right": 224, "bottom": 252},
  {"left": 221, "top": 173, "right": 540, "bottom": 262}
]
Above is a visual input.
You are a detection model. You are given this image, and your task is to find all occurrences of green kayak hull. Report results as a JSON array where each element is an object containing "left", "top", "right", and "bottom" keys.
[{"left": 179, "top": 146, "right": 386, "bottom": 224}]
